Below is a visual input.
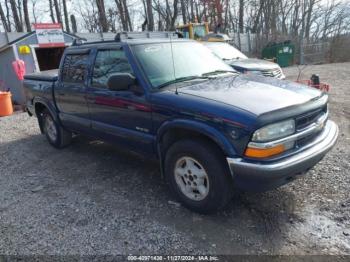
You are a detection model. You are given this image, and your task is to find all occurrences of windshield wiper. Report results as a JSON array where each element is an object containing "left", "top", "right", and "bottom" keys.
[
  {"left": 201, "top": 70, "right": 237, "bottom": 77},
  {"left": 157, "top": 75, "right": 208, "bottom": 89}
]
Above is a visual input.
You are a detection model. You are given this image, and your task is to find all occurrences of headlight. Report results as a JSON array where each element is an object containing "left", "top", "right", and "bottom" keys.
[
  {"left": 245, "top": 119, "right": 295, "bottom": 158},
  {"left": 252, "top": 119, "right": 295, "bottom": 142},
  {"left": 246, "top": 70, "right": 263, "bottom": 76}
]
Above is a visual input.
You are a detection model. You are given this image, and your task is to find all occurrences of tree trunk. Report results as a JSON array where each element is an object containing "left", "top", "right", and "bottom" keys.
[
  {"left": 53, "top": 0, "right": 62, "bottom": 24},
  {"left": 305, "top": 0, "right": 316, "bottom": 42},
  {"left": 115, "top": 0, "right": 127, "bottom": 31},
  {"left": 49, "top": 0, "right": 56, "bottom": 23},
  {"left": 190, "top": 0, "right": 194, "bottom": 22},
  {"left": 5, "top": 0, "right": 12, "bottom": 32},
  {"left": 17, "top": 0, "right": 23, "bottom": 29},
  {"left": 96, "top": 0, "right": 108, "bottom": 32},
  {"left": 71, "top": 14, "right": 77, "bottom": 33},
  {"left": 9, "top": 0, "right": 23, "bottom": 31},
  {"left": 223, "top": 0, "right": 229, "bottom": 31},
  {"left": 180, "top": 0, "right": 187, "bottom": 24},
  {"left": 270, "top": 0, "right": 277, "bottom": 39},
  {"left": 23, "top": 0, "right": 31, "bottom": 32},
  {"left": 215, "top": 0, "right": 223, "bottom": 27},
  {"left": 62, "top": 0, "right": 70, "bottom": 32},
  {"left": 145, "top": 0, "right": 154, "bottom": 31},
  {"left": 170, "top": 0, "right": 179, "bottom": 30},
  {"left": 122, "top": 0, "right": 132, "bottom": 31},
  {"left": 0, "top": 3, "right": 10, "bottom": 32},
  {"left": 239, "top": 0, "right": 244, "bottom": 33}
]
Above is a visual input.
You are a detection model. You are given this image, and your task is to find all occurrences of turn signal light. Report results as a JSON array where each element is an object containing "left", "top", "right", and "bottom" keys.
[{"left": 244, "top": 144, "right": 285, "bottom": 158}]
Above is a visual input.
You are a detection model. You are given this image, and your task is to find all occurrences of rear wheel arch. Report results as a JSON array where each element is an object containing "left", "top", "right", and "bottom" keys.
[
  {"left": 35, "top": 102, "right": 49, "bottom": 133},
  {"left": 34, "top": 100, "right": 59, "bottom": 133}
]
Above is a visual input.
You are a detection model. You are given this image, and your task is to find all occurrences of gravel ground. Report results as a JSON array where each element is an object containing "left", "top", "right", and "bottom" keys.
[{"left": 0, "top": 62, "right": 349, "bottom": 255}]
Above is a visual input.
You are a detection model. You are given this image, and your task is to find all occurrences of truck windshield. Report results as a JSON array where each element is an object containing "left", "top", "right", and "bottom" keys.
[
  {"left": 132, "top": 41, "right": 235, "bottom": 89},
  {"left": 204, "top": 42, "right": 248, "bottom": 60},
  {"left": 193, "top": 25, "right": 206, "bottom": 39}
]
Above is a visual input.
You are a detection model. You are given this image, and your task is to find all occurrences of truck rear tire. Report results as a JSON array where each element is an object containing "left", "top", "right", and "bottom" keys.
[
  {"left": 164, "top": 139, "right": 233, "bottom": 214},
  {"left": 41, "top": 109, "right": 72, "bottom": 148}
]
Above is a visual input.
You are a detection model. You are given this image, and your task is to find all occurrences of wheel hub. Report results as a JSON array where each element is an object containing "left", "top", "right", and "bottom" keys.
[
  {"left": 44, "top": 115, "right": 57, "bottom": 141},
  {"left": 174, "top": 157, "right": 210, "bottom": 201}
]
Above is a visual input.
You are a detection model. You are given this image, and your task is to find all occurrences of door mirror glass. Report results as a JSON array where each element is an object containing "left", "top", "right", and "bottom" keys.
[{"left": 107, "top": 73, "right": 136, "bottom": 91}]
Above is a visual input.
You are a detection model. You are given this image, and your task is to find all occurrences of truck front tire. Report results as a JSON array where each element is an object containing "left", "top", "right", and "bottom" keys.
[
  {"left": 164, "top": 139, "right": 233, "bottom": 214},
  {"left": 40, "top": 109, "right": 72, "bottom": 148}
]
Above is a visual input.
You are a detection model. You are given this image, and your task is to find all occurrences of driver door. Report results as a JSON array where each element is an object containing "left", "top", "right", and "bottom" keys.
[{"left": 86, "top": 47, "right": 153, "bottom": 153}]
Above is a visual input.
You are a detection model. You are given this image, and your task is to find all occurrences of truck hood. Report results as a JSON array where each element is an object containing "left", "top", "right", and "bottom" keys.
[
  {"left": 228, "top": 58, "right": 280, "bottom": 71},
  {"left": 178, "top": 75, "right": 323, "bottom": 116}
]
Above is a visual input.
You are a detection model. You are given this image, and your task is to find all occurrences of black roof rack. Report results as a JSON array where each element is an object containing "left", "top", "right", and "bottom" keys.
[
  {"left": 115, "top": 31, "right": 179, "bottom": 41},
  {"left": 72, "top": 37, "right": 87, "bottom": 46},
  {"left": 71, "top": 31, "right": 179, "bottom": 47}
]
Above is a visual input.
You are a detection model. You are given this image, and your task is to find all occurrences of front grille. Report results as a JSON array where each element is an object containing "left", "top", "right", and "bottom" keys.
[
  {"left": 296, "top": 131, "right": 321, "bottom": 148},
  {"left": 295, "top": 106, "right": 327, "bottom": 131},
  {"left": 261, "top": 68, "right": 283, "bottom": 78},
  {"left": 294, "top": 106, "right": 328, "bottom": 148}
]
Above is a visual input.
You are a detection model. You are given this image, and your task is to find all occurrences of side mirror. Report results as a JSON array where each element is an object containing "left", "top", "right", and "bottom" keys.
[{"left": 107, "top": 73, "right": 136, "bottom": 91}]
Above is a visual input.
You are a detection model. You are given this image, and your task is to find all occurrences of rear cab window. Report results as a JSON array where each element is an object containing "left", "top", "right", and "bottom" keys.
[{"left": 61, "top": 52, "right": 90, "bottom": 83}]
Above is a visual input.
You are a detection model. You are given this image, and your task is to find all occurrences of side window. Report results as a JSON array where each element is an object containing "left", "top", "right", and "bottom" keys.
[
  {"left": 61, "top": 53, "right": 89, "bottom": 83},
  {"left": 92, "top": 49, "right": 133, "bottom": 88}
]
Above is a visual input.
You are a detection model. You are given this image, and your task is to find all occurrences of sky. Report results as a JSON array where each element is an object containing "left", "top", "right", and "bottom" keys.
[{"left": 0, "top": 0, "right": 349, "bottom": 33}]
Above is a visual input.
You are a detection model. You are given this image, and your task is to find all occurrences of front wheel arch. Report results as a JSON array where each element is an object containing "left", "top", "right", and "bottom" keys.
[
  {"left": 156, "top": 120, "right": 237, "bottom": 177},
  {"left": 157, "top": 120, "right": 237, "bottom": 157}
]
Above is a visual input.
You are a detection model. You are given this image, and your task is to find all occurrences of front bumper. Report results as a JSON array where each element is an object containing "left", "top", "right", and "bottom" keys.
[{"left": 227, "top": 120, "right": 338, "bottom": 191}]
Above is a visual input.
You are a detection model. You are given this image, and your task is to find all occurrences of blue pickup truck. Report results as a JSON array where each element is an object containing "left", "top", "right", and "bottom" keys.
[{"left": 24, "top": 37, "right": 338, "bottom": 213}]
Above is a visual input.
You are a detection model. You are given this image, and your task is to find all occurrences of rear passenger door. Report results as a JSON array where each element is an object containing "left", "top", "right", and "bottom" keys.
[{"left": 55, "top": 50, "right": 91, "bottom": 132}]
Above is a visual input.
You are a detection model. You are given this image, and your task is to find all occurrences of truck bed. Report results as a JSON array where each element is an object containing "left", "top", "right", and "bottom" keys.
[
  {"left": 23, "top": 70, "right": 58, "bottom": 115},
  {"left": 24, "top": 69, "right": 59, "bottom": 82}
]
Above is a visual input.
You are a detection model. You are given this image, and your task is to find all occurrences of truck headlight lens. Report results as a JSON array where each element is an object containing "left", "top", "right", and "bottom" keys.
[
  {"left": 252, "top": 119, "right": 295, "bottom": 142},
  {"left": 245, "top": 119, "right": 296, "bottom": 158},
  {"left": 246, "top": 70, "right": 263, "bottom": 76}
]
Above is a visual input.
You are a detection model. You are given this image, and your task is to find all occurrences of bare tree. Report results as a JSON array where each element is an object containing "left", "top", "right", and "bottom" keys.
[
  {"left": 70, "top": 14, "right": 77, "bottom": 33},
  {"left": 78, "top": 0, "right": 99, "bottom": 32},
  {"left": 145, "top": 0, "right": 154, "bottom": 30},
  {"left": 154, "top": 0, "right": 179, "bottom": 30},
  {"left": 106, "top": 8, "right": 116, "bottom": 32},
  {"left": 62, "top": 0, "right": 70, "bottom": 32},
  {"left": 48, "top": 0, "right": 56, "bottom": 23},
  {"left": 5, "top": 0, "right": 12, "bottom": 31},
  {"left": 115, "top": 0, "right": 128, "bottom": 31},
  {"left": 53, "top": 0, "right": 62, "bottom": 24},
  {"left": 9, "top": 0, "right": 23, "bottom": 31},
  {"left": 17, "top": 0, "right": 23, "bottom": 28},
  {"left": 96, "top": 0, "right": 108, "bottom": 32},
  {"left": 122, "top": 0, "right": 132, "bottom": 31},
  {"left": 180, "top": 0, "right": 187, "bottom": 24},
  {"left": 0, "top": 2, "right": 10, "bottom": 32},
  {"left": 23, "top": 0, "right": 31, "bottom": 31},
  {"left": 30, "top": 0, "right": 38, "bottom": 23},
  {"left": 238, "top": 0, "right": 244, "bottom": 33}
]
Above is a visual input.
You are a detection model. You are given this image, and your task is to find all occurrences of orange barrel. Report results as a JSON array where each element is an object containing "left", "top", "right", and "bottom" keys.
[{"left": 0, "top": 91, "right": 14, "bottom": 117}]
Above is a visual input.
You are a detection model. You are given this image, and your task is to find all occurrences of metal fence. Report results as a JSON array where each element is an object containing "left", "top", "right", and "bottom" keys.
[
  {"left": 227, "top": 32, "right": 256, "bottom": 54},
  {"left": 298, "top": 41, "right": 331, "bottom": 65}
]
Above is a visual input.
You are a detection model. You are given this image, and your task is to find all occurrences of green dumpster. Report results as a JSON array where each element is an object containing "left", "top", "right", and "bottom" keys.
[{"left": 262, "top": 41, "right": 294, "bottom": 67}]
